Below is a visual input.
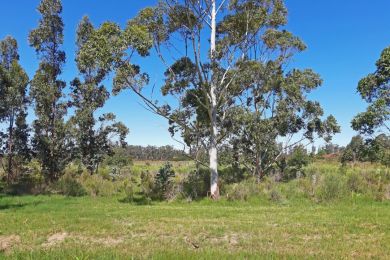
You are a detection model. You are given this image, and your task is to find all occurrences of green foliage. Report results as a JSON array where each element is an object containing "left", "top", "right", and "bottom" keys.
[
  {"left": 29, "top": 0, "right": 72, "bottom": 182},
  {"left": 345, "top": 171, "right": 365, "bottom": 193},
  {"left": 79, "top": 173, "right": 116, "bottom": 197},
  {"left": 315, "top": 173, "right": 346, "bottom": 202},
  {"left": 368, "top": 134, "right": 390, "bottom": 166},
  {"left": 57, "top": 173, "right": 86, "bottom": 197},
  {"left": 340, "top": 135, "right": 366, "bottom": 164},
  {"left": 284, "top": 145, "right": 311, "bottom": 180},
  {"left": 268, "top": 188, "right": 284, "bottom": 203},
  {"left": 140, "top": 170, "right": 155, "bottom": 199},
  {"left": 224, "top": 180, "right": 260, "bottom": 201},
  {"left": 341, "top": 134, "right": 390, "bottom": 166},
  {"left": 153, "top": 163, "right": 175, "bottom": 200},
  {"left": 352, "top": 46, "right": 389, "bottom": 135},
  {"left": 121, "top": 178, "right": 136, "bottom": 202},
  {"left": 0, "top": 36, "right": 30, "bottom": 182},
  {"left": 70, "top": 16, "right": 129, "bottom": 174},
  {"left": 104, "top": 147, "right": 133, "bottom": 176},
  {"left": 182, "top": 168, "right": 210, "bottom": 200}
]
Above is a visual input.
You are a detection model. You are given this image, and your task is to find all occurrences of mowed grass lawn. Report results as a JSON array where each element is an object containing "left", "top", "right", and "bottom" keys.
[{"left": 0, "top": 195, "right": 389, "bottom": 259}]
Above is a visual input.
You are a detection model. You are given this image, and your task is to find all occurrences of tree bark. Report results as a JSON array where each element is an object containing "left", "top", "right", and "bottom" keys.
[
  {"left": 7, "top": 113, "right": 15, "bottom": 184},
  {"left": 209, "top": 0, "right": 219, "bottom": 199}
]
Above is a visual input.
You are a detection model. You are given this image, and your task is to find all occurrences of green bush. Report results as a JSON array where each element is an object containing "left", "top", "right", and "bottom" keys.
[
  {"left": 224, "top": 180, "right": 260, "bottom": 201},
  {"left": 140, "top": 170, "right": 155, "bottom": 199},
  {"left": 284, "top": 145, "right": 311, "bottom": 180},
  {"left": 182, "top": 168, "right": 210, "bottom": 200},
  {"left": 80, "top": 174, "right": 116, "bottom": 197},
  {"left": 315, "top": 174, "right": 346, "bottom": 202},
  {"left": 297, "top": 177, "right": 316, "bottom": 198},
  {"left": 219, "top": 166, "right": 246, "bottom": 184},
  {"left": 346, "top": 171, "right": 365, "bottom": 193},
  {"left": 57, "top": 173, "right": 86, "bottom": 197},
  {"left": 268, "top": 188, "right": 283, "bottom": 202},
  {"left": 121, "top": 178, "right": 136, "bottom": 202},
  {"left": 154, "top": 163, "right": 176, "bottom": 200}
]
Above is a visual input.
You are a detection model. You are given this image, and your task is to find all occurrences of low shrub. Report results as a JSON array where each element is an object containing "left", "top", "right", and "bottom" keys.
[
  {"left": 140, "top": 170, "right": 155, "bottom": 199},
  {"left": 219, "top": 166, "right": 246, "bottom": 184},
  {"left": 57, "top": 173, "right": 86, "bottom": 197},
  {"left": 284, "top": 145, "right": 312, "bottom": 180},
  {"left": 224, "top": 180, "right": 260, "bottom": 201},
  {"left": 315, "top": 173, "right": 346, "bottom": 202},
  {"left": 297, "top": 177, "right": 316, "bottom": 198},
  {"left": 268, "top": 188, "right": 283, "bottom": 202},
  {"left": 80, "top": 173, "right": 116, "bottom": 197},
  {"left": 346, "top": 171, "right": 365, "bottom": 193},
  {"left": 182, "top": 168, "right": 210, "bottom": 200},
  {"left": 121, "top": 178, "right": 136, "bottom": 202},
  {"left": 153, "top": 163, "right": 176, "bottom": 200}
]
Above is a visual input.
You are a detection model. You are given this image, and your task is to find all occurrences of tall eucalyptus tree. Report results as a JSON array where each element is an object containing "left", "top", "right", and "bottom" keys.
[
  {"left": 70, "top": 17, "right": 129, "bottom": 174},
  {"left": 0, "top": 36, "right": 30, "bottom": 182},
  {"left": 29, "top": 0, "right": 72, "bottom": 182}
]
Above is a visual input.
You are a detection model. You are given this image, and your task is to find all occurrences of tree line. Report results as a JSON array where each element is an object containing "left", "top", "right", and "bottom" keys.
[
  {"left": 121, "top": 145, "right": 188, "bottom": 161},
  {"left": 0, "top": 0, "right": 388, "bottom": 199}
]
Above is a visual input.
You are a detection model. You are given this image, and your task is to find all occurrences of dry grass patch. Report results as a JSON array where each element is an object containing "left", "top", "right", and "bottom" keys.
[{"left": 0, "top": 235, "right": 20, "bottom": 252}]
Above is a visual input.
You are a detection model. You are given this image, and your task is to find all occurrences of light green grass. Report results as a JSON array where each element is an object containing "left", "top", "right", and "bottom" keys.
[{"left": 1, "top": 195, "right": 389, "bottom": 259}]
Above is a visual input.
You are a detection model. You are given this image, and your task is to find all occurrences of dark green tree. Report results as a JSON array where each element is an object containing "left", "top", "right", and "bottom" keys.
[
  {"left": 352, "top": 46, "right": 390, "bottom": 136},
  {"left": 0, "top": 36, "right": 30, "bottom": 182},
  {"left": 70, "top": 17, "right": 129, "bottom": 174},
  {"left": 340, "top": 135, "right": 365, "bottom": 164},
  {"left": 29, "top": 0, "right": 72, "bottom": 182},
  {"left": 369, "top": 134, "right": 390, "bottom": 166}
]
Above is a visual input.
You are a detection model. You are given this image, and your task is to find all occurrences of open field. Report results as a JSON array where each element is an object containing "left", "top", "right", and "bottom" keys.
[{"left": 1, "top": 195, "right": 389, "bottom": 259}]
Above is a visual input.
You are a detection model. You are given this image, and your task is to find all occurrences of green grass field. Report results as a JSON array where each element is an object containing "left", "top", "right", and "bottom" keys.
[{"left": 1, "top": 194, "right": 389, "bottom": 259}]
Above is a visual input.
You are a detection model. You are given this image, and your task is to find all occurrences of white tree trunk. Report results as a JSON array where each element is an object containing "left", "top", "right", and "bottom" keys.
[{"left": 209, "top": 0, "right": 219, "bottom": 199}]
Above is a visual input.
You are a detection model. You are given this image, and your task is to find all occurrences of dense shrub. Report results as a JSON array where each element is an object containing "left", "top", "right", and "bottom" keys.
[
  {"left": 284, "top": 145, "right": 311, "bottom": 180},
  {"left": 224, "top": 180, "right": 259, "bottom": 201},
  {"left": 219, "top": 166, "right": 246, "bottom": 184},
  {"left": 346, "top": 171, "right": 365, "bottom": 193},
  {"left": 315, "top": 174, "right": 346, "bottom": 202},
  {"left": 57, "top": 173, "right": 86, "bottom": 197},
  {"left": 182, "top": 168, "right": 210, "bottom": 199},
  {"left": 80, "top": 173, "right": 116, "bottom": 197},
  {"left": 140, "top": 170, "right": 154, "bottom": 199},
  {"left": 153, "top": 163, "right": 176, "bottom": 200},
  {"left": 121, "top": 178, "right": 136, "bottom": 202},
  {"left": 268, "top": 188, "right": 284, "bottom": 202},
  {"left": 4, "top": 160, "right": 46, "bottom": 195}
]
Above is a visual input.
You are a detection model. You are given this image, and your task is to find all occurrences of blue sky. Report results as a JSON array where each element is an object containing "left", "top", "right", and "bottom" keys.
[{"left": 0, "top": 0, "right": 389, "bottom": 148}]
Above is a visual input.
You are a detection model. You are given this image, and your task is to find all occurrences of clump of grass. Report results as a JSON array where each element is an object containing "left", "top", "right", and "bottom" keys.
[
  {"left": 315, "top": 173, "right": 346, "bottom": 202},
  {"left": 79, "top": 173, "right": 117, "bottom": 197},
  {"left": 224, "top": 181, "right": 259, "bottom": 201}
]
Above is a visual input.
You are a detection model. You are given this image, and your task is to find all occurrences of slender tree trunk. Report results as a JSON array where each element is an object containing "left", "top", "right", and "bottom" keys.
[
  {"left": 254, "top": 154, "right": 261, "bottom": 182},
  {"left": 7, "top": 113, "right": 15, "bottom": 184},
  {"left": 209, "top": 0, "right": 219, "bottom": 199}
]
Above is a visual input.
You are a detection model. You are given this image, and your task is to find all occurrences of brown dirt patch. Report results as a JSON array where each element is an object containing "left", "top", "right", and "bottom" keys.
[
  {"left": 42, "top": 232, "right": 68, "bottom": 247},
  {"left": 0, "top": 235, "right": 21, "bottom": 252}
]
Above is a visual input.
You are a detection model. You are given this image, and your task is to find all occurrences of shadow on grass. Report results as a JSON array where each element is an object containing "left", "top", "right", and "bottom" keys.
[
  {"left": 118, "top": 194, "right": 153, "bottom": 206},
  {"left": 0, "top": 200, "right": 43, "bottom": 210}
]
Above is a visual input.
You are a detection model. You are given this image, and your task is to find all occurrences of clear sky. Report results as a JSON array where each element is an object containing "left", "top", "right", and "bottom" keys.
[{"left": 0, "top": 0, "right": 389, "bottom": 148}]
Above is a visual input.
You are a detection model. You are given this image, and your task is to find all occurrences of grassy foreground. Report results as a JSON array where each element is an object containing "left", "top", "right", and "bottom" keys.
[{"left": 0, "top": 195, "right": 389, "bottom": 259}]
